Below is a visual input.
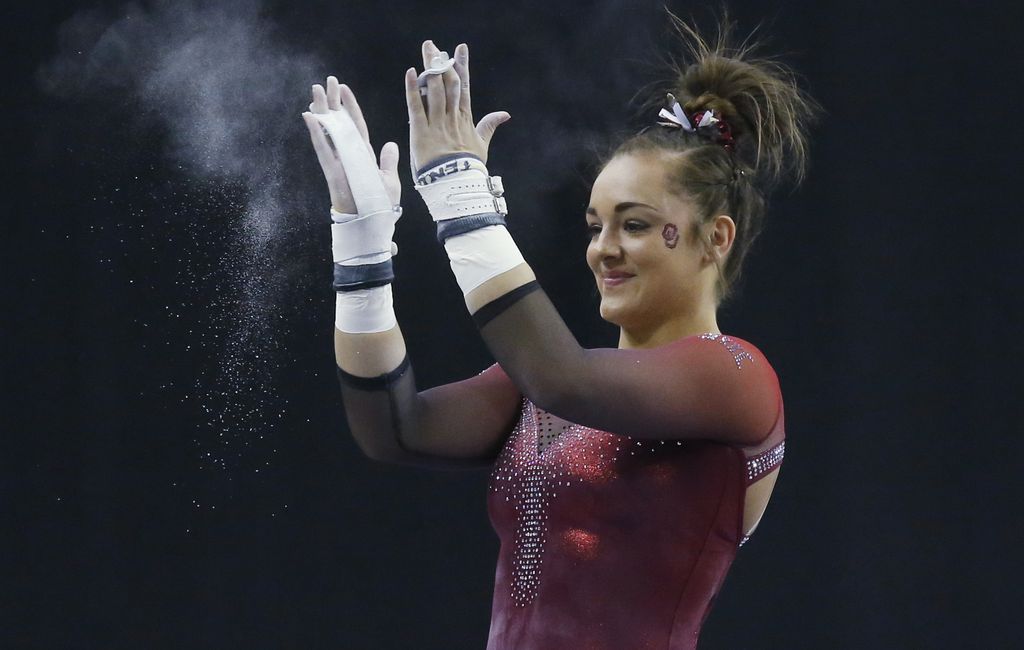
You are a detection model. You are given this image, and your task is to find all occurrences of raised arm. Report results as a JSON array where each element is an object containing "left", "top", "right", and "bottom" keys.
[
  {"left": 302, "top": 77, "right": 520, "bottom": 469},
  {"left": 471, "top": 285, "right": 780, "bottom": 444},
  {"left": 406, "top": 42, "right": 779, "bottom": 446},
  {"left": 335, "top": 330, "right": 521, "bottom": 468}
]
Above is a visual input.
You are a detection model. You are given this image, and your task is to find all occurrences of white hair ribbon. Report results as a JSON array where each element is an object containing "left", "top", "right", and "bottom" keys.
[{"left": 656, "top": 92, "right": 720, "bottom": 131}]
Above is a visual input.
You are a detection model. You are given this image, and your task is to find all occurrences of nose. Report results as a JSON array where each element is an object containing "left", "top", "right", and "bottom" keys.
[{"left": 592, "top": 228, "right": 622, "bottom": 261}]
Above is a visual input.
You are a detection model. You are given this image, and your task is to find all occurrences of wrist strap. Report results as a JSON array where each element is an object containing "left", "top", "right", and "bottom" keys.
[
  {"left": 413, "top": 155, "right": 507, "bottom": 222},
  {"left": 330, "top": 206, "right": 401, "bottom": 292},
  {"left": 333, "top": 260, "right": 393, "bottom": 292},
  {"left": 331, "top": 208, "right": 401, "bottom": 261},
  {"left": 435, "top": 213, "right": 507, "bottom": 244}
]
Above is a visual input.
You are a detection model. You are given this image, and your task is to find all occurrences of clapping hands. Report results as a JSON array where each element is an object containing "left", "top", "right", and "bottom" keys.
[
  {"left": 404, "top": 40, "right": 510, "bottom": 173},
  {"left": 301, "top": 76, "right": 402, "bottom": 214}
]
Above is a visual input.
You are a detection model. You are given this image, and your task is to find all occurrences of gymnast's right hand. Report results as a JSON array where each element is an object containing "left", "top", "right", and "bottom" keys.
[
  {"left": 302, "top": 77, "right": 402, "bottom": 289},
  {"left": 301, "top": 76, "right": 401, "bottom": 214}
]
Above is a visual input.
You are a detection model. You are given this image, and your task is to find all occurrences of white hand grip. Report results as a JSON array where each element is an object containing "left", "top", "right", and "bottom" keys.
[{"left": 308, "top": 106, "right": 392, "bottom": 216}]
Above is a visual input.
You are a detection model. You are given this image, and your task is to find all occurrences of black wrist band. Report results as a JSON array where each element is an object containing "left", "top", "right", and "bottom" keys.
[
  {"left": 435, "top": 213, "right": 508, "bottom": 244},
  {"left": 333, "top": 260, "right": 394, "bottom": 292},
  {"left": 336, "top": 355, "right": 411, "bottom": 391},
  {"left": 471, "top": 280, "right": 542, "bottom": 329}
]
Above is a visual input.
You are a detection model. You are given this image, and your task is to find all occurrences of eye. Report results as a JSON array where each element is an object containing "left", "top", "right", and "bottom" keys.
[
  {"left": 624, "top": 220, "right": 649, "bottom": 232},
  {"left": 585, "top": 223, "right": 601, "bottom": 238}
]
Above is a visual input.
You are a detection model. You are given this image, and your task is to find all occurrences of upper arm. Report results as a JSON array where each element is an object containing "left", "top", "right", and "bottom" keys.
[
  {"left": 409, "top": 362, "right": 522, "bottom": 463},
  {"left": 338, "top": 359, "right": 521, "bottom": 470},
  {"left": 546, "top": 335, "right": 781, "bottom": 445},
  {"left": 471, "top": 285, "right": 779, "bottom": 446}
]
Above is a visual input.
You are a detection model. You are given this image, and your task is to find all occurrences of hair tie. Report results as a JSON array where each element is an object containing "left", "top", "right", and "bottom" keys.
[{"left": 656, "top": 93, "right": 736, "bottom": 152}]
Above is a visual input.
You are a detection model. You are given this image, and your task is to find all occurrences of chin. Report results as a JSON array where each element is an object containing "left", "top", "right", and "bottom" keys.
[{"left": 598, "top": 300, "right": 632, "bottom": 328}]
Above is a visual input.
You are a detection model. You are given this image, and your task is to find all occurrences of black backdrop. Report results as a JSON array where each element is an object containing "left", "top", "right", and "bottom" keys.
[{"left": 5, "top": 1, "right": 1022, "bottom": 648}]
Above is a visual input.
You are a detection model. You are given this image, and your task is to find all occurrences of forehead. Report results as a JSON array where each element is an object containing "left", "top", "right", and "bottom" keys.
[{"left": 590, "top": 153, "right": 674, "bottom": 211}]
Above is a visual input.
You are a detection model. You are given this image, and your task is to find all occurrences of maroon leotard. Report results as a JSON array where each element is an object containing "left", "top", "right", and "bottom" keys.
[
  {"left": 481, "top": 333, "right": 785, "bottom": 650},
  {"left": 334, "top": 285, "right": 788, "bottom": 647}
]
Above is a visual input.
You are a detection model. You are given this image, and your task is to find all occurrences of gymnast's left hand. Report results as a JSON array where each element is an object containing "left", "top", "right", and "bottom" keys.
[{"left": 405, "top": 40, "right": 511, "bottom": 173}]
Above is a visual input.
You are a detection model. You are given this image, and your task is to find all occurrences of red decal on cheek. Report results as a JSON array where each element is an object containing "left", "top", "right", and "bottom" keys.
[{"left": 662, "top": 223, "right": 679, "bottom": 249}]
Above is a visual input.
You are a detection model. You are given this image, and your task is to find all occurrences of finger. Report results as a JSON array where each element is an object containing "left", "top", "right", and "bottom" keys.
[
  {"left": 338, "top": 83, "right": 373, "bottom": 154},
  {"left": 454, "top": 43, "right": 472, "bottom": 115},
  {"left": 442, "top": 53, "right": 461, "bottom": 117},
  {"left": 426, "top": 72, "right": 445, "bottom": 123},
  {"left": 421, "top": 39, "right": 448, "bottom": 121},
  {"left": 302, "top": 112, "right": 338, "bottom": 168},
  {"left": 311, "top": 84, "right": 330, "bottom": 113},
  {"left": 326, "top": 76, "right": 341, "bottom": 111},
  {"left": 421, "top": 39, "right": 435, "bottom": 70},
  {"left": 476, "top": 111, "right": 511, "bottom": 148},
  {"left": 405, "top": 67, "right": 427, "bottom": 128},
  {"left": 379, "top": 141, "right": 400, "bottom": 175}
]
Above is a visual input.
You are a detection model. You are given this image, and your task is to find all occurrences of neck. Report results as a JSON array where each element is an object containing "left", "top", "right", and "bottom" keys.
[{"left": 617, "top": 308, "right": 720, "bottom": 350}]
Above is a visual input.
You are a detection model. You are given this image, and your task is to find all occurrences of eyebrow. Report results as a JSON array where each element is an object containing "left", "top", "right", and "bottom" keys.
[{"left": 585, "top": 202, "right": 658, "bottom": 217}]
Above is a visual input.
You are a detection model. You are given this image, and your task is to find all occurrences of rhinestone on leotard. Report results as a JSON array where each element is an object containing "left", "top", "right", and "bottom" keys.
[
  {"left": 698, "top": 332, "right": 755, "bottom": 369},
  {"left": 745, "top": 440, "right": 785, "bottom": 482},
  {"left": 490, "top": 399, "right": 640, "bottom": 606}
]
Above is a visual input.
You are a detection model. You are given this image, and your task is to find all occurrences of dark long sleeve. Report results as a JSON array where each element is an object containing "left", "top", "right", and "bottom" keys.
[
  {"left": 473, "top": 283, "right": 780, "bottom": 446},
  {"left": 336, "top": 357, "right": 522, "bottom": 468}
]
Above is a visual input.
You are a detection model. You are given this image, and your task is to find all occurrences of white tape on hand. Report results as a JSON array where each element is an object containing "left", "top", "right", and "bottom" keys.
[
  {"left": 335, "top": 286, "right": 397, "bottom": 334},
  {"left": 417, "top": 51, "right": 455, "bottom": 96},
  {"left": 308, "top": 105, "right": 392, "bottom": 217},
  {"left": 443, "top": 225, "right": 526, "bottom": 295}
]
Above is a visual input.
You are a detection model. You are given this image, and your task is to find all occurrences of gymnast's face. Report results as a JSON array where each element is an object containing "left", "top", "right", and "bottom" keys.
[{"left": 585, "top": 152, "right": 715, "bottom": 331}]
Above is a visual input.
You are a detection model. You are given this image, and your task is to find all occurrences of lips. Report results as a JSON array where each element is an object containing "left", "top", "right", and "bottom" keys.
[{"left": 601, "top": 271, "right": 634, "bottom": 287}]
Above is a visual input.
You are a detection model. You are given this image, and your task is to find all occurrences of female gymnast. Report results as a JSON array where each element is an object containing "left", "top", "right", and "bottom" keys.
[{"left": 301, "top": 14, "right": 818, "bottom": 650}]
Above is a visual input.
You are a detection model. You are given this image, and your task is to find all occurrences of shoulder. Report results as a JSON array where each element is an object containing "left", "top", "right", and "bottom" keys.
[
  {"left": 665, "top": 332, "right": 775, "bottom": 372},
  {"left": 666, "top": 333, "right": 782, "bottom": 443}
]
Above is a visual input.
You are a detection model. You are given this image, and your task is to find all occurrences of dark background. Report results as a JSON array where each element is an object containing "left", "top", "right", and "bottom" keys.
[{"left": 5, "top": 0, "right": 1022, "bottom": 648}]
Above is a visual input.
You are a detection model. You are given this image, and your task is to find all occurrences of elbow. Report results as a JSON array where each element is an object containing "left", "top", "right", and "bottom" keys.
[
  {"left": 527, "top": 382, "right": 570, "bottom": 417},
  {"left": 517, "top": 348, "right": 585, "bottom": 418},
  {"left": 351, "top": 426, "right": 424, "bottom": 466},
  {"left": 345, "top": 425, "right": 404, "bottom": 465},
  {"left": 361, "top": 442, "right": 415, "bottom": 466},
  {"left": 537, "top": 387, "right": 588, "bottom": 424},
  {"left": 352, "top": 436, "right": 394, "bottom": 464}
]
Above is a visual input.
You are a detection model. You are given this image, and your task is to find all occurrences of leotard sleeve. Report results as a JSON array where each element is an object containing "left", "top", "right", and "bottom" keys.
[
  {"left": 472, "top": 281, "right": 780, "bottom": 445},
  {"left": 336, "top": 356, "right": 522, "bottom": 468}
]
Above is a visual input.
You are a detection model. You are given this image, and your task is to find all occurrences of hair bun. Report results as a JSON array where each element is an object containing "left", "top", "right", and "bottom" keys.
[
  {"left": 610, "top": 10, "right": 823, "bottom": 307},
  {"left": 665, "top": 13, "right": 823, "bottom": 188}
]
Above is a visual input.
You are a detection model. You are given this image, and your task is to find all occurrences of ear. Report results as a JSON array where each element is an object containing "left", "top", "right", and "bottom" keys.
[{"left": 704, "top": 214, "right": 736, "bottom": 262}]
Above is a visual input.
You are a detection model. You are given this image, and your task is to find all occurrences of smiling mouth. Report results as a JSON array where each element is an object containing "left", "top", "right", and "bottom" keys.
[{"left": 602, "top": 276, "right": 633, "bottom": 287}]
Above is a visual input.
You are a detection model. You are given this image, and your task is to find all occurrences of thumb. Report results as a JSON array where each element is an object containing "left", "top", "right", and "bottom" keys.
[
  {"left": 379, "top": 141, "right": 400, "bottom": 174},
  {"left": 475, "top": 111, "right": 511, "bottom": 147}
]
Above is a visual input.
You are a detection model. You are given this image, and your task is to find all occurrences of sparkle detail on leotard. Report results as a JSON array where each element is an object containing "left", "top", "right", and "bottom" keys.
[
  {"left": 746, "top": 440, "right": 785, "bottom": 482},
  {"left": 698, "top": 332, "right": 755, "bottom": 369},
  {"left": 489, "top": 391, "right": 781, "bottom": 604},
  {"left": 489, "top": 399, "right": 656, "bottom": 606},
  {"left": 737, "top": 442, "right": 786, "bottom": 549}
]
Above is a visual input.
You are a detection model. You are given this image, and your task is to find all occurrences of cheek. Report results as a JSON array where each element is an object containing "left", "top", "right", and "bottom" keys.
[
  {"left": 661, "top": 223, "right": 680, "bottom": 249},
  {"left": 642, "top": 240, "right": 696, "bottom": 284},
  {"left": 586, "top": 244, "right": 599, "bottom": 271}
]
